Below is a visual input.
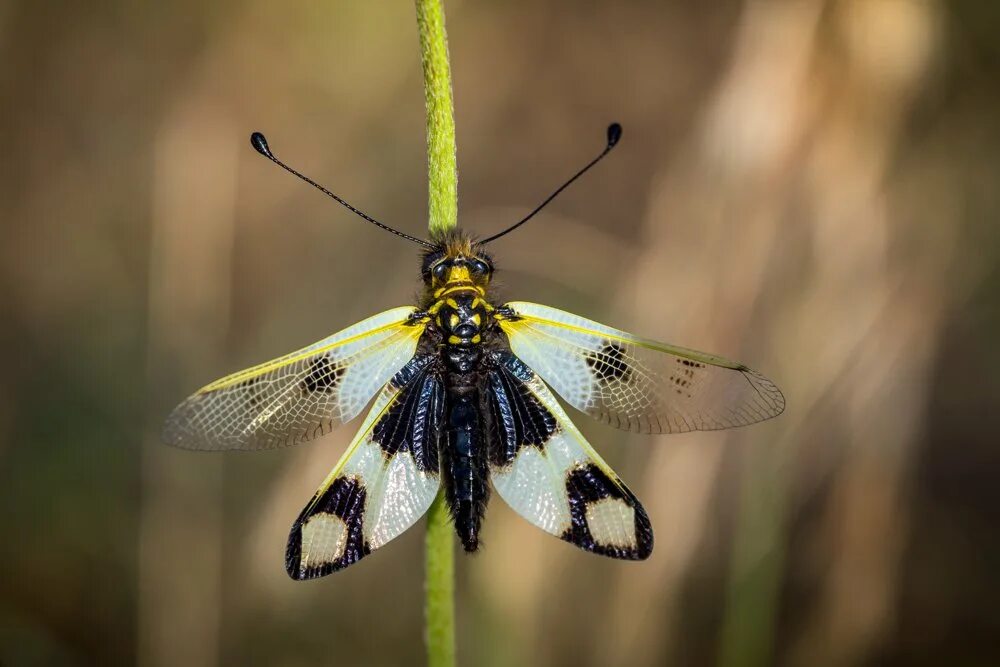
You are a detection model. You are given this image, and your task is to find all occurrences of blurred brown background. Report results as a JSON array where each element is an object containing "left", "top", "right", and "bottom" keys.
[{"left": 2, "top": 1, "right": 998, "bottom": 665}]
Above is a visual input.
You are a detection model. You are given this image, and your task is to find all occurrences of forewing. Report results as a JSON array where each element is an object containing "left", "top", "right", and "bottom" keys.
[
  {"left": 500, "top": 301, "right": 785, "bottom": 434},
  {"left": 486, "top": 352, "right": 653, "bottom": 560},
  {"left": 164, "top": 307, "right": 424, "bottom": 450},
  {"left": 286, "top": 355, "right": 443, "bottom": 579}
]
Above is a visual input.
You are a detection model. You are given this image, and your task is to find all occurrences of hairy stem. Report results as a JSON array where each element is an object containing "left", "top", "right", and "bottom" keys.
[
  {"left": 416, "top": 0, "right": 457, "bottom": 666},
  {"left": 416, "top": 0, "right": 458, "bottom": 238},
  {"left": 424, "top": 490, "right": 456, "bottom": 667}
]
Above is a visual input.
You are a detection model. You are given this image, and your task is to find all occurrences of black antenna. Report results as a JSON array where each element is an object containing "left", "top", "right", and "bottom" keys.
[
  {"left": 480, "top": 123, "right": 623, "bottom": 244},
  {"left": 250, "top": 132, "right": 435, "bottom": 248}
]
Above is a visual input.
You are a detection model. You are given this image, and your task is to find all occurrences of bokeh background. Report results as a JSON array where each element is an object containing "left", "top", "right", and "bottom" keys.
[{"left": 2, "top": 1, "right": 998, "bottom": 665}]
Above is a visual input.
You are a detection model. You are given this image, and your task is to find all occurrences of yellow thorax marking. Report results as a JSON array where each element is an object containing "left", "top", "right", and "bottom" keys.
[
  {"left": 430, "top": 294, "right": 492, "bottom": 319},
  {"left": 431, "top": 263, "right": 492, "bottom": 299},
  {"left": 447, "top": 333, "right": 482, "bottom": 345}
]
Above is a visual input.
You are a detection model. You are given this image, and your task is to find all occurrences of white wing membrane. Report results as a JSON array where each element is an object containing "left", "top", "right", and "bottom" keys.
[
  {"left": 287, "top": 357, "right": 442, "bottom": 579},
  {"left": 164, "top": 307, "right": 423, "bottom": 450},
  {"left": 500, "top": 302, "right": 785, "bottom": 434},
  {"left": 487, "top": 353, "right": 653, "bottom": 559}
]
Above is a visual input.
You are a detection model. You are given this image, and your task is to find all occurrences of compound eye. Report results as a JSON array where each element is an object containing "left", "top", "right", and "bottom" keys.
[
  {"left": 432, "top": 262, "right": 449, "bottom": 281},
  {"left": 471, "top": 259, "right": 490, "bottom": 276}
]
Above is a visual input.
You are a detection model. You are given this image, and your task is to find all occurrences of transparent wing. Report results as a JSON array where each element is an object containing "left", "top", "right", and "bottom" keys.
[
  {"left": 163, "top": 307, "right": 425, "bottom": 450},
  {"left": 499, "top": 301, "right": 785, "bottom": 435},
  {"left": 286, "top": 355, "right": 442, "bottom": 579},
  {"left": 487, "top": 352, "right": 652, "bottom": 560}
]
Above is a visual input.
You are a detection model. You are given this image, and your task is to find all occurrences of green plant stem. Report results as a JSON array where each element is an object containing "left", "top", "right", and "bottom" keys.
[
  {"left": 416, "top": 1, "right": 457, "bottom": 666},
  {"left": 416, "top": 0, "right": 458, "bottom": 238},
  {"left": 424, "top": 490, "right": 456, "bottom": 667}
]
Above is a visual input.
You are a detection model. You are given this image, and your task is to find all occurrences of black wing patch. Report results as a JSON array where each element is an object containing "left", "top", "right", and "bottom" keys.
[
  {"left": 486, "top": 354, "right": 558, "bottom": 467},
  {"left": 285, "top": 476, "right": 370, "bottom": 577},
  {"left": 372, "top": 355, "right": 442, "bottom": 472},
  {"left": 286, "top": 355, "right": 443, "bottom": 580},
  {"left": 564, "top": 464, "right": 653, "bottom": 559},
  {"left": 586, "top": 342, "right": 632, "bottom": 382},
  {"left": 301, "top": 356, "right": 343, "bottom": 393}
]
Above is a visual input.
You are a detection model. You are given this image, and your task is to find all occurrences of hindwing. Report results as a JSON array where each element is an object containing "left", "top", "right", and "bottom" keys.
[
  {"left": 164, "top": 307, "right": 425, "bottom": 450},
  {"left": 498, "top": 302, "right": 784, "bottom": 434},
  {"left": 286, "top": 354, "right": 443, "bottom": 579},
  {"left": 486, "top": 352, "right": 653, "bottom": 560}
]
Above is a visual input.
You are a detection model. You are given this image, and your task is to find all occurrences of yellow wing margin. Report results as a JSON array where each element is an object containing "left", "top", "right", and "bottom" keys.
[
  {"left": 163, "top": 307, "right": 425, "bottom": 450},
  {"left": 499, "top": 301, "right": 785, "bottom": 435}
]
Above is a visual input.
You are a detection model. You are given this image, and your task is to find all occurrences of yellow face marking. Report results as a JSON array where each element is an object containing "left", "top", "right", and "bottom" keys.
[
  {"left": 471, "top": 334, "right": 481, "bottom": 344},
  {"left": 446, "top": 298, "right": 460, "bottom": 309},
  {"left": 435, "top": 284, "right": 485, "bottom": 299},
  {"left": 448, "top": 335, "right": 462, "bottom": 345},
  {"left": 448, "top": 265, "right": 472, "bottom": 283},
  {"left": 471, "top": 313, "right": 481, "bottom": 326},
  {"left": 449, "top": 313, "right": 460, "bottom": 328}
]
